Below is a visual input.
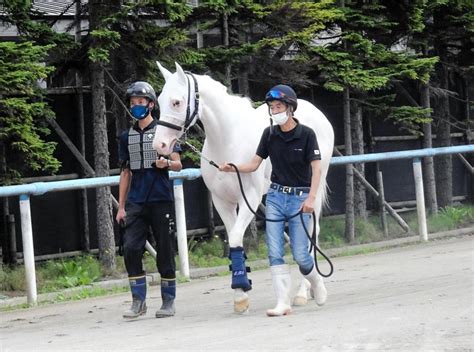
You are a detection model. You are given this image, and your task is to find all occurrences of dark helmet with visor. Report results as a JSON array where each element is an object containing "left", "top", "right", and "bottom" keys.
[
  {"left": 265, "top": 84, "right": 298, "bottom": 112},
  {"left": 125, "top": 81, "right": 157, "bottom": 108}
]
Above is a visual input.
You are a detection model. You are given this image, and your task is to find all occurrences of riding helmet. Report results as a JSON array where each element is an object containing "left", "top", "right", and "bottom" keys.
[
  {"left": 264, "top": 84, "right": 298, "bottom": 111},
  {"left": 125, "top": 81, "right": 157, "bottom": 107}
]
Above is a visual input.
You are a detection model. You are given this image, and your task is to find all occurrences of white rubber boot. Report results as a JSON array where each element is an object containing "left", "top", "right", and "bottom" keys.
[
  {"left": 304, "top": 265, "right": 327, "bottom": 306},
  {"left": 266, "top": 264, "right": 292, "bottom": 317}
]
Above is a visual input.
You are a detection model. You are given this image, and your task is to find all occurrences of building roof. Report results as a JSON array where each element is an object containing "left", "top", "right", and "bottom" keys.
[{"left": 32, "top": 0, "right": 80, "bottom": 17}]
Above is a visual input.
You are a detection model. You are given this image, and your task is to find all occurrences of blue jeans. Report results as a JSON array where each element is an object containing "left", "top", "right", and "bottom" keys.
[{"left": 265, "top": 188, "right": 314, "bottom": 274}]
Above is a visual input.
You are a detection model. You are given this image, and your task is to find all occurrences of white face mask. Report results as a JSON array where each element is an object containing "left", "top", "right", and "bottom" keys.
[{"left": 271, "top": 111, "right": 289, "bottom": 125}]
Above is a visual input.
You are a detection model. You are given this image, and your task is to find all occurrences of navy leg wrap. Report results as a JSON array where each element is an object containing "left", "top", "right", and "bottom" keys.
[{"left": 229, "top": 247, "right": 252, "bottom": 291}]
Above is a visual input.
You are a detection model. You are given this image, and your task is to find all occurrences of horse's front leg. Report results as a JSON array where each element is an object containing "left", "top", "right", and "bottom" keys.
[
  {"left": 228, "top": 208, "right": 256, "bottom": 314},
  {"left": 210, "top": 195, "right": 250, "bottom": 313},
  {"left": 227, "top": 197, "right": 261, "bottom": 314}
]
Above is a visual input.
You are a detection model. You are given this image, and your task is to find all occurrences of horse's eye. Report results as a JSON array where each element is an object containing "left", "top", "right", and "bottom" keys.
[{"left": 169, "top": 97, "right": 185, "bottom": 112}]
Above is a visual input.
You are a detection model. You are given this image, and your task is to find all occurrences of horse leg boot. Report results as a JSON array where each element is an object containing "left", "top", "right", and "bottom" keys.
[
  {"left": 266, "top": 264, "right": 292, "bottom": 317},
  {"left": 123, "top": 275, "right": 147, "bottom": 319},
  {"left": 304, "top": 265, "right": 327, "bottom": 306},
  {"left": 155, "top": 279, "right": 176, "bottom": 318},
  {"left": 229, "top": 247, "right": 252, "bottom": 313},
  {"left": 293, "top": 278, "right": 311, "bottom": 306}
]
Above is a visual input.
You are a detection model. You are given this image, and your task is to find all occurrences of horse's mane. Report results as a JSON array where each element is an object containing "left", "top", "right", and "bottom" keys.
[{"left": 198, "top": 74, "right": 255, "bottom": 111}]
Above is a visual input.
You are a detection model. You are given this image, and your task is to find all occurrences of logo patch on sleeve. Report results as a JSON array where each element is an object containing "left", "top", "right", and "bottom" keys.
[{"left": 314, "top": 150, "right": 320, "bottom": 155}]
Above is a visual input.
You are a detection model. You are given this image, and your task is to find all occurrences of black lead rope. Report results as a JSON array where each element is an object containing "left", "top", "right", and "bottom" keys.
[{"left": 228, "top": 163, "right": 334, "bottom": 278}]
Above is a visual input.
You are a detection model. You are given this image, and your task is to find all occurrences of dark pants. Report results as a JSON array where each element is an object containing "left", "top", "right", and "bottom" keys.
[{"left": 123, "top": 201, "right": 176, "bottom": 279}]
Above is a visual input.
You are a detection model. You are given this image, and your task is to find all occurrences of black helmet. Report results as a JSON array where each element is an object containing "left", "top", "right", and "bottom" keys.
[
  {"left": 265, "top": 84, "right": 298, "bottom": 111},
  {"left": 125, "top": 81, "right": 157, "bottom": 106}
]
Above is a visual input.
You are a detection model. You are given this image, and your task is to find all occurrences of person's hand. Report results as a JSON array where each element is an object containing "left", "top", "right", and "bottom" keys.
[
  {"left": 116, "top": 208, "right": 126, "bottom": 224},
  {"left": 219, "top": 162, "right": 234, "bottom": 172},
  {"left": 300, "top": 195, "right": 316, "bottom": 213},
  {"left": 155, "top": 156, "right": 170, "bottom": 169}
]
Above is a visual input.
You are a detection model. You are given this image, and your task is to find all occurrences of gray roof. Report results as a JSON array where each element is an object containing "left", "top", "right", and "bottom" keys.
[{"left": 32, "top": 0, "right": 83, "bottom": 16}]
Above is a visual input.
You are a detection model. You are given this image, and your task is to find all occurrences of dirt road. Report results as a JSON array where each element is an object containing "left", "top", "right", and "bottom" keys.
[{"left": 1, "top": 235, "right": 472, "bottom": 351}]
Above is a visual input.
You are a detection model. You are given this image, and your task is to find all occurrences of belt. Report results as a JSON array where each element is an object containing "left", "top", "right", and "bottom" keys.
[{"left": 270, "top": 183, "right": 310, "bottom": 196}]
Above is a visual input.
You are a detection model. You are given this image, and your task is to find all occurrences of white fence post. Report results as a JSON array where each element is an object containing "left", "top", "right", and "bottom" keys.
[
  {"left": 413, "top": 158, "right": 428, "bottom": 241},
  {"left": 173, "top": 179, "right": 190, "bottom": 278},
  {"left": 19, "top": 194, "right": 38, "bottom": 305}
]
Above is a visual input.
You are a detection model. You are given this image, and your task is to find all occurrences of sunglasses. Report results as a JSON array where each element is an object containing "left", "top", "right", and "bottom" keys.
[{"left": 266, "top": 89, "right": 286, "bottom": 100}]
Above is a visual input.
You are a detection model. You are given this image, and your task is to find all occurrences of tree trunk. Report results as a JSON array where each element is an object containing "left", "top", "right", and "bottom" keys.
[
  {"left": 75, "top": 0, "right": 90, "bottom": 252},
  {"left": 420, "top": 83, "right": 438, "bottom": 214},
  {"left": 343, "top": 88, "right": 355, "bottom": 242},
  {"left": 351, "top": 102, "right": 367, "bottom": 219},
  {"left": 222, "top": 12, "right": 232, "bottom": 90},
  {"left": 89, "top": 0, "right": 115, "bottom": 273},
  {"left": 238, "top": 62, "right": 250, "bottom": 96},
  {"left": 434, "top": 65, "right": 453, "bottom": 208},
  {"left": 463, "top": 77, "right": 473, "bottom": 202}
]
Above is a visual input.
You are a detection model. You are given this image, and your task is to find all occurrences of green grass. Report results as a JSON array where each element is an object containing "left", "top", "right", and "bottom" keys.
[{"left": 1, "top": 204, "right": 472, "bottom": 303}]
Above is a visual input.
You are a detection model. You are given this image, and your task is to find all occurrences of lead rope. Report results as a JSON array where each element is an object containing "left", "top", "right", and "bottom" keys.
[
  {"left": 179, "top": 135, "right": 333, "bottom": 277},
  {"left": 227, "top": 163, "right": 333, "bottom": 278}
]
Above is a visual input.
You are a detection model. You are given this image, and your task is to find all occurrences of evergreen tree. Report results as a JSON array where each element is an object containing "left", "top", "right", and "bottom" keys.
[
  {"left": 410, "top": 0, "right": 473, "bottom": 208},
  {"left": 309, "top": 0, "right": 437, "bottom": 240},
  {"left": 0, "top": 41, "right": 60, "bottom": 184}
]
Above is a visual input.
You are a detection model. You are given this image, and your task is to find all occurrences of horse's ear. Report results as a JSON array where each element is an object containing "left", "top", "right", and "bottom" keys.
[
  {"left": 175, "top": 62, "right": 187, "bottom": 86},
  {"left": 156, "top": 61, "right": 172, "bottom": 82}
]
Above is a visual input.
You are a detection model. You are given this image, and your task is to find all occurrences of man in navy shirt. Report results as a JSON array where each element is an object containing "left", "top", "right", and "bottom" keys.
[
  {"left": 116, "top": 81, "right": 182, "bottom": 319},
  {"left": 220, "top": 85, "right": 326, "bottom": 316}
]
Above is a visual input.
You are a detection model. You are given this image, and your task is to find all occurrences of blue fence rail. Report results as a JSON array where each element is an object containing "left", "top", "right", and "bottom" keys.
[{"left": 1, "top": 144, "right": 473, "bottom": 305}]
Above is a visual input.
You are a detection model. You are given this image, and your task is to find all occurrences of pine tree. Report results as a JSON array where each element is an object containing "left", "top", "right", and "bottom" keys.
[
  {"left": 309, "top": 0, "right": 437, "bottom": 240},
  {"left": 0, "top": 41, "right": 60, "bottom": 184},
  {"left": 410, "top": 0, "right": 474, "bottom": 208}
]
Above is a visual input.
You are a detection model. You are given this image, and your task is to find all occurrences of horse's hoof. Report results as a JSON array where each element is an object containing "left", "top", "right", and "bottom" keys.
[
  {"left": 234, "top": 298, "right": 249, "bottom": 314},
  {"left": 293, "top": 295, "right": 308, "bottom": 306}
]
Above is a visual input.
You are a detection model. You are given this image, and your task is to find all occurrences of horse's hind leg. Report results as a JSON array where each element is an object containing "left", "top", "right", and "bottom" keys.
[
  {"left": 292, "top": 221, "right": 312, "bottom": 306},
  {"left": 293, "top": 210, "right": 327, "bottom": 307},
  {"left": 300, "top": 207, "right": 327, "bottom": 306}
]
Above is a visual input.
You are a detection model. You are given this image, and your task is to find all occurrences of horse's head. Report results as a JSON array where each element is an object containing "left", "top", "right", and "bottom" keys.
[{"left": 153, "top": 61, "right": 200, "bottom": 155}]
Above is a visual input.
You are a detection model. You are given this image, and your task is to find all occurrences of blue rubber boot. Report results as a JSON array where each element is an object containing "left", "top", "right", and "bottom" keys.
[
  {"left": 155, "top": 279, "right": 176, "bottom": 318},
  {"left": 123, "top": 275, "right": 147, "bottom": 319},
  {"left": 229, "top": 247, "right": 252, "bottom": 291}
]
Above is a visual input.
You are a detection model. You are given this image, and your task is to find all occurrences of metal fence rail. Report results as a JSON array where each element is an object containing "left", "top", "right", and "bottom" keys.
[{"left": 1, "top": 145, "right": 473, "bottom": 305}]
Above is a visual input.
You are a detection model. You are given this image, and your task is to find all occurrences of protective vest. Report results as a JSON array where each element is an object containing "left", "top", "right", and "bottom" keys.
[{"left": 128, "top": 127, "right": 158, "bottom": 170}]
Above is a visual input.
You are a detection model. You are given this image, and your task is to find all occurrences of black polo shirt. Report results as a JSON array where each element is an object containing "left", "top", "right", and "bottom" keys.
[{"left": 256, "top": 120, "right": 321, "bottom": 187}]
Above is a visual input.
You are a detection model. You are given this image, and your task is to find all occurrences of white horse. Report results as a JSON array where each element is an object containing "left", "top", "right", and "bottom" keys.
[{"left": 153, "top": 62, "right": 334, "bottom": 314}]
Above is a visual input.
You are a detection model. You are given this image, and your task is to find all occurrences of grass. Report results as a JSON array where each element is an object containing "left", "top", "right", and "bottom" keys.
[{"left": 1, "top": 204, "right": 472, "bottom": 305}]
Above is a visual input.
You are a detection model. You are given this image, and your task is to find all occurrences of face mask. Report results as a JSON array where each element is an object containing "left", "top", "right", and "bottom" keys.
[
  {"left": 271, "top": 111, "right": 289, "bottom": 125},
  {"left": 130, "top": 104, "right": 150, "bottom": 120}
]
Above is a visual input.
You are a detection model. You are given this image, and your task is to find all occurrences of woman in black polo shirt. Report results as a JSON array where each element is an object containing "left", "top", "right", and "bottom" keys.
[{"left": 219, "top": 85, "right": 326, "bottom": 317}]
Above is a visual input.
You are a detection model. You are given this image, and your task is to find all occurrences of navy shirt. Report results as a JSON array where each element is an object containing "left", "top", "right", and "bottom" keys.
[
  {"left": 118, "top": 119, "right": 181, "bottom": 204},
  {"left": 256, "top": 120, "right": 321, "bottom": 187}
]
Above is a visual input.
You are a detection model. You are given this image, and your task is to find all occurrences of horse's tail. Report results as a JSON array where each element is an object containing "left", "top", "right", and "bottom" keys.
[
  {"left": 313, "top": 115, "right": 334, "bottom": 219},
  {"left": 317, "top": 161, "right": 332, "bottom": 217}
]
